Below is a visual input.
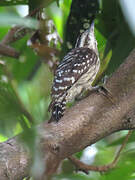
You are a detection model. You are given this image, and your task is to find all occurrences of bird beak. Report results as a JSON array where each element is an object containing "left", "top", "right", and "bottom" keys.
[{"left": 88, "top": 20, "right": 94, "bottom": 33}]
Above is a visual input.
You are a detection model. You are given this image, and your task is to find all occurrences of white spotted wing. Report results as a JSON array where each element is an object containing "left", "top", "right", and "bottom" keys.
[{"left": 51, "top": 47, "right": 98, "bottom": 99}]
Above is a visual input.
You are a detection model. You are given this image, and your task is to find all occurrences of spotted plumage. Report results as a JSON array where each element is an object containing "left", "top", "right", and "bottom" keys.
[{"left": 48, "top": 21, "right": 100, "bottom": 122}]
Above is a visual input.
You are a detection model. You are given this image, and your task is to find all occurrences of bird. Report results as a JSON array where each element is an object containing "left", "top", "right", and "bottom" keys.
[{"left": 48, "top": 20, "right": 100, "bottom": 123}]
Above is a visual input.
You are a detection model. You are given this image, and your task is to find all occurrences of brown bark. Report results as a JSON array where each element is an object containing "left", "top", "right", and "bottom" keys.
[
  {"left": 1, "top": 49, "right": 135, "bottom": 179},
  {"left": 0, "top": 43, "right": 20, "bottom": 58}
]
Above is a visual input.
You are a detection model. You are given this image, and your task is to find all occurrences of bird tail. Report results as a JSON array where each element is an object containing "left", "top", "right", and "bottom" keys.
[{"left": 48, "top": 99, "right": 66, "bottom": 123}]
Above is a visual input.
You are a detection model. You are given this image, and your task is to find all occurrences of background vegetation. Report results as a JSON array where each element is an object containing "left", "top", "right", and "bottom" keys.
[{"left": 0, "top": 0, "right": 135, "bottom": 179}]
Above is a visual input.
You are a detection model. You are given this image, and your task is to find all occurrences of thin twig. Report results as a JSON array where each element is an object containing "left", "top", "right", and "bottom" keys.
[
  {"left": 1, "top": 5, "right": 43, "bottom": 45},
  {"left": 0, "top": 43, "right": 20, "bottom": 58},
  {"left": 68, "top": 130, "right": 132, "bottom": 174},
  {"left": 1, "top": 26, "right": 20, "bottom": 45}
]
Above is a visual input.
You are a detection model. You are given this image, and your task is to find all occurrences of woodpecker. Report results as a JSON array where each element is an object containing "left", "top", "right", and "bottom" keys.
[{"left": 48, "top": 21, "right": 100, "bottom": 122}]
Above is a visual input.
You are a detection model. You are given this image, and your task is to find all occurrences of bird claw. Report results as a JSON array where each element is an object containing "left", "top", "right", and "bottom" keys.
[{"left": 96, "top": 85, "right": 115, "bottom": 104}]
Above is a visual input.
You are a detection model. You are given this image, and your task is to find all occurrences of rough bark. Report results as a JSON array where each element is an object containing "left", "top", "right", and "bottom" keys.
[{"left": 1, "top": 49, "right": 135, "bottom": 179}]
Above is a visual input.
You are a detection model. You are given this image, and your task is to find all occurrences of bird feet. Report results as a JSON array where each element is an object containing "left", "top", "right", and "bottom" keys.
[
  {"left": 76, "top": 76, "right": 115, "bottom": 103},
  {"left": 92, "top": 75, "right": 115, "bottom": 103},
  {"left": 92, "top": 85, "right": 115, "bottom": 104}
]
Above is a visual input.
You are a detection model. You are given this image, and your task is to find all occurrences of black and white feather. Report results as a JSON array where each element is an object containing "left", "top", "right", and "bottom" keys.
[{"left": 49, "top": 21, "right": 100, "bottom": 122}]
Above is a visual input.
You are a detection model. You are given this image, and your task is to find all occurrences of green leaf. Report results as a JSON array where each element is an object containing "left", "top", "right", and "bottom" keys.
[
  {"left": 0, "top": 65, "right": 33, "bottom": 136},
  {"left": 106, "top": 27, "right": 135, "bottom": 74},
  {"left": 5, "top": 35, "right": 39, "bottom": 82},
  {"left": 17, "top": 64, "right": 52, "bottom": 123},
  {"left": 100, "top": 155, "right": 135, "bottom": 180},
  {"left": 0, "top": 27, "right": 9, "bottom": 40},
  {"left": 45, "top": 0, "right": 72, "bottom": 38},
  {"left": 108, "top": 131, "right": 135, "bottom": 147},
  {"left": 0, "top": 82, "right": 23, "bottom": 136},
  {"left": 97, "top": 0, "right": 135, "bottom": 75},
  {"left": 55, "top": 173, "right": 95, "bottom": 180}
]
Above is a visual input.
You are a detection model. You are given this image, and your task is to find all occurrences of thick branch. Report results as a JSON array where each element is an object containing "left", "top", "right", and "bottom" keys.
[{"left": 1, "top": 49, "right": 135, "bottom": 179}]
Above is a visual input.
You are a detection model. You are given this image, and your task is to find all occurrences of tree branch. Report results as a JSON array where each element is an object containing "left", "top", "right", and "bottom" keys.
[
  {"left": 1, "top": 49, "right": 135, "bottom": 179},
  {"left": 0, "top": 43, "right": 20, "bottom": 58},
  {"left": 68, "top": 130, "right": 133, "bottom": 174}
]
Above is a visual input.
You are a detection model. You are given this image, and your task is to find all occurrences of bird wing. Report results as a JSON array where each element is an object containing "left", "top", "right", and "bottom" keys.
[{"left": 51, "top": 47, "right": 98, "bottom": 99}]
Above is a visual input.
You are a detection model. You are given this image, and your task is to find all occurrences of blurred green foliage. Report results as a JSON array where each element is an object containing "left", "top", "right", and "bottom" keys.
[
  {"left": 0, "top": 0, "right": 135, "bottom": 179},
  {"left": 0, "top": 13, "right": 38, "bottom": 28},
  {"left": 0, "top": 0, "right": 28, "bottom": 6}
]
